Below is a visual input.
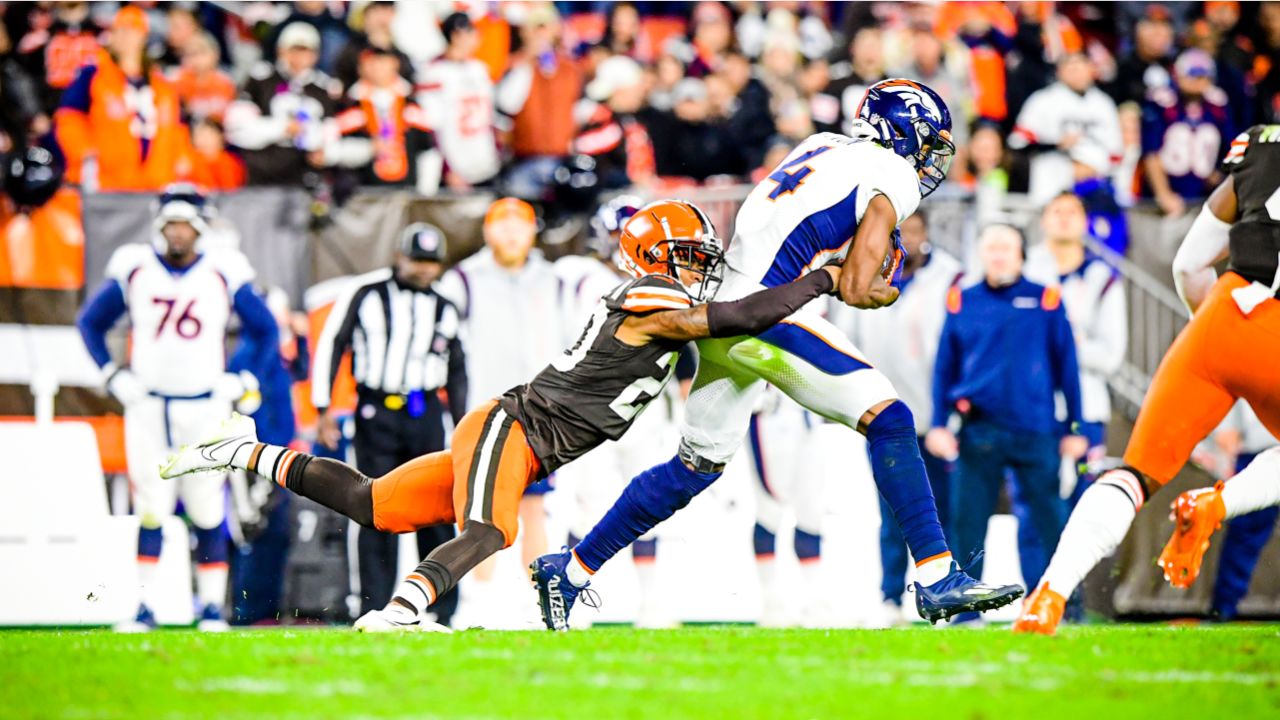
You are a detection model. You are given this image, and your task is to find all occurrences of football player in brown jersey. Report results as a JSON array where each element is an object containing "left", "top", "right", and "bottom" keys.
[
  {"left": 1015, "top": 124, "right": 1280, "bottom": 634},
  {"left": 161, "top": 199, "right": 843, "bottom": 631}
]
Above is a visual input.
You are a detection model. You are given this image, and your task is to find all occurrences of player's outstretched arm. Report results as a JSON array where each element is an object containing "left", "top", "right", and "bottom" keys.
[
  {"left": 1172, "top": 175, "right": 1238, "bottom": 315},
  {"left": 839, "top": 194, "right": 901, "bottom": 309},
  {"left": 618, "top": 265, "right": 840, "bottom": 344}
]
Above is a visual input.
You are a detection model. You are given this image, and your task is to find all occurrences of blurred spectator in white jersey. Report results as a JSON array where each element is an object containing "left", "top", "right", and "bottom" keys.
[
  {"left": 1009, "top": 53, "right": 1123, "bottom": 205},
  {"left": 1025, "top": 192, "right": 1127, "bottom": 492},
  {"left": 418, "top": 13, "right": 501, "bottom": 190}
]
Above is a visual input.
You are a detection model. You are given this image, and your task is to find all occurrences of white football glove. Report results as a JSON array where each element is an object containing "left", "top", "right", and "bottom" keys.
[
  {"left": 105, "top": 367, "right": 148, "bottom": 407},
  {"left": 213, "top": 371, "right": 262, "bottom": 415}
]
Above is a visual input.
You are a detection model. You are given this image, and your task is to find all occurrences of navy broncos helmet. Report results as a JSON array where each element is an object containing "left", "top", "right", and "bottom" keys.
[
  {"left": 852, "top": 79, "right": 955, "bottom": 198},
  {"left": 587, "top": 194, "right": 643, "bottom": 258}
]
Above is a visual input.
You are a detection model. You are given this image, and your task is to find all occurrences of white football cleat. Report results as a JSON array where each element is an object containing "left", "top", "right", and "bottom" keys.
[
  {"left": 160, "top": 413, "right": 258, "bottom": 480},
  {"left": 354, "top": 605, "right": 452, "bottom": 634}
]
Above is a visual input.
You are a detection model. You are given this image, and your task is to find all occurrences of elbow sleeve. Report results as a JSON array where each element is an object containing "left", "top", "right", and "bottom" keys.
[{"left": 1173, "top": 204, "right": 1232, "bottom": 277}]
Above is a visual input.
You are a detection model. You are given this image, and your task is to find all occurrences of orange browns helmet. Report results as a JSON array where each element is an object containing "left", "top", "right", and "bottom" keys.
[{"left": 618, "top": 199, "right": 726, "bottom": 302}]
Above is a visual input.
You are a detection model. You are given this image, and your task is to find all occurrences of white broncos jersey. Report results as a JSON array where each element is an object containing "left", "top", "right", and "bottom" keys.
[
  {"left": 724, "top": 132, "right": 921, "bottom": 299},
  {"left": 106, "top": 244, "right": 255, "bottom": 396},
  {"left": 1025, "top": 246, "right": 1128, "bottom": 424}
]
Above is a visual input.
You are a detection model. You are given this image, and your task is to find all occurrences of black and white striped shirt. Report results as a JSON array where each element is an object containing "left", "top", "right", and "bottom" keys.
[{"left": 312, "top": 268, "right": 467, "bottom": 420}]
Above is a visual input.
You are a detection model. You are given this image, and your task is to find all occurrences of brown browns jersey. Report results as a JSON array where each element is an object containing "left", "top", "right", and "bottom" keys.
[
  {"left": 499, "top": 274, "right": 691, "bottom": 473},
  {"left": 1222, "top": 124, "right": 1280, "bottom": 288}
]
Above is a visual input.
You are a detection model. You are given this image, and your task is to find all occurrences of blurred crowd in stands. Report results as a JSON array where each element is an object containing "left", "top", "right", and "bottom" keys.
[{"left": 0, "top": 0, "right": 1276, "bottom": 256}]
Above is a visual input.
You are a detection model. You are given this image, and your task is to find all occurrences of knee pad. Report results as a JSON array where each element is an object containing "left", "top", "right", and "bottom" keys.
[{"left": 865, "top": 401, "right": 916, "bottom": 444}]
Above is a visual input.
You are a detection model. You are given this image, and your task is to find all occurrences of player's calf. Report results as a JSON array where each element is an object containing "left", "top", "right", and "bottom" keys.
[
  {"left": 379, "top": 523, "right": 506, "bottom": 629},
  {"left": 1014, "top": 466, "right": 1150, "bottom": 634},
  {"left": 162, "top": 414, "right": 378, "bottom": 526}
]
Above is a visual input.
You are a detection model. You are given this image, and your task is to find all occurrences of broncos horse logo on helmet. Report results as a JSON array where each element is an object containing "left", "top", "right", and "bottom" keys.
[{"left": 852, "top": 78, "right": 955, "bottom": 198}]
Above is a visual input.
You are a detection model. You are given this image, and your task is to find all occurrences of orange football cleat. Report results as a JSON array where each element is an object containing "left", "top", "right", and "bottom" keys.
[
  {"left": 1158, "top": 482, "right": 1226, "bottom": 589},
  {"left": 1011, "top": 582, "right": 1065, "bottom": 635}
]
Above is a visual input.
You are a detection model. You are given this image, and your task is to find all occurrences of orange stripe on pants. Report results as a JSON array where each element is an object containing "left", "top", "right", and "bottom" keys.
[{"left": 369, "top": 399, "right": 541, "bottom": 546}]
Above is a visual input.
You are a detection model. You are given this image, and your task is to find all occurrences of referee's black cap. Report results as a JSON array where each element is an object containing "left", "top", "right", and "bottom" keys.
[{"left": 400, "top": 222, "right": 447, "bottom": 262}]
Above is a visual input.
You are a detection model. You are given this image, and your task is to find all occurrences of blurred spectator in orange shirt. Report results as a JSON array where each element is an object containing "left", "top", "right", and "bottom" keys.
[
  {"left": 171, "top": 32, "right": 236, "bottom": 123},
  {"left": 496, "top": 3, "right": 582, "bottom": 200},
  {"left": 54, "top": 6, "right": 192, "bottom": 192},
  {"left": 330, "top": 47, "right": 438, "bottom": 195},
  {"left": 935, "top": 0, "right": 1017, "bottom": 125},
  {"left": 185, "top": 118, "right": 245, "bottom": 191}
]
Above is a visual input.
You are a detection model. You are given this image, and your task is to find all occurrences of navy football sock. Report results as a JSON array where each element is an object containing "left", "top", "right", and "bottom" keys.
[
  {"left": 866, "top": 402, "right": 950, "bottom": 563},
  {"left": 753, "top": 523, "right": 777, "bottom": 558},
  {"left": 794, "top": 528, "right": 821, "bottom": 562},
  {"left": 575, "top": 455, "right": 721, "bottom": 572}
]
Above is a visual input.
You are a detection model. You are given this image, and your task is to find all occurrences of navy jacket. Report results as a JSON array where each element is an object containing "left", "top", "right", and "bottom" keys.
[{"left": 932, "top": 277, "right": 1083, "bottom": 436}]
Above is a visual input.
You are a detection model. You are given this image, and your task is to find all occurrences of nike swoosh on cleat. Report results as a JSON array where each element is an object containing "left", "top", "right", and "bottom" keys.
[{"left": 199, "top": 436, "right": 246, "bottom": 463}]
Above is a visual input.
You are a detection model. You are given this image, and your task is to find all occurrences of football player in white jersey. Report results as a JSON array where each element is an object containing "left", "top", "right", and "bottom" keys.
[
  {"left": 76, "top": 184, "right": 277, "bottom": 631},
  {"left": 534, "top": 79, "right": 1024, "bottom": 629}
]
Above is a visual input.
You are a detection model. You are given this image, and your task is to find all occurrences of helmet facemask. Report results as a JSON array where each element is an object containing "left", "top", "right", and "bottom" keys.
[
  {"left": 664, "top": 237, "right": 725, "bottom": 303},
  {"left": 910, "top": 118, "right": 954, "bottom": 198}
]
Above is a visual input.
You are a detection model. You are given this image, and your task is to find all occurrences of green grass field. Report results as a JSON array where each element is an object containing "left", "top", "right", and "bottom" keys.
[{"left": 3, "top": 625, "right": 1279, "bottom": 719}]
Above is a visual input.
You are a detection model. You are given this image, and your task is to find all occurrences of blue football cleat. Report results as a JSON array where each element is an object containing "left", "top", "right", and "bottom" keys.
[
  {"left": 915, "top": 562, "right": 1024, "bottom": 624},
  {"left": 114, "top": 603, "right": 158, "bottom": 633},
  {"left": 529, "top": 549, "right": 598, "bottom": 631},
  {"left": 197, "top": 603, "right": 230, "bottom": 632}
]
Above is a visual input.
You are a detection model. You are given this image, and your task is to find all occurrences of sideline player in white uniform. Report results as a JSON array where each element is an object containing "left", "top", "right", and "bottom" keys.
[
  {"left": 745, "top": 386, "right": 829, "bottom": 627},
  {"left": 534, "top": 79, "right": 1024, "bottom": 629},
  {"left": 76, "top": 185, "right": 277, "bottom": 631}
]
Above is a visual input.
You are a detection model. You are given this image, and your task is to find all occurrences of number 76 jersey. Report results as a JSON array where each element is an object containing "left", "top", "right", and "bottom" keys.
[
  {"left": 499, "top": 274, "right": 690, "bottom": 474},
  {"left": 105, "top": 243, "right": 255, "bottom": 396},
  {"left": 725, "top": 132, "right": 922, "bottom": 297}
]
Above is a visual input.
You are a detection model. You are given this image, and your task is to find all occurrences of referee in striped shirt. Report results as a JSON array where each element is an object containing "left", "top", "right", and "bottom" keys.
[{"left": 312, "top": 222, "right": 467, "bottom": 625}]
